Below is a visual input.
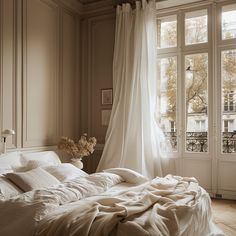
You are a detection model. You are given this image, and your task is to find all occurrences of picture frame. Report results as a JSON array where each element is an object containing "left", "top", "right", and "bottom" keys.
[
  {"left": 101, "top": 88, "right": 113, "bottom": 105},
  {"left": 101, "top": 109, "right": 112, "bottom": 126}
]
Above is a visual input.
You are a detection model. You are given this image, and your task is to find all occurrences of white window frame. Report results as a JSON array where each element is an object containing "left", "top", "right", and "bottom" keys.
[
  {"left": 157, "top": 3, "right": 213, "bottom": 159},
  {"left": 157, "top": 0, "right": 236, "bottom": 160},
  {"left": 216, "top": 1, "right": 236, "bottom": 158}
]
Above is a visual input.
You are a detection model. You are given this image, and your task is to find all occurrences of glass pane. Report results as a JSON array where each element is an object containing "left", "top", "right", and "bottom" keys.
[
  {"left": 157, "top": 15, "right": 177, "bottom": 49},
  {"left": 185, "top": 10, "right": 208, "bottom": 45},
  {"left": 221, "top": 50, "right": 236, "bottom": 153},
  {"left": 158, "top": 57, "right": 177, "bottom": 151},
  {"left": 222, "top": 4, "right": 236, "bottom": 40},
  {"left": 185, "top": 53, "right": 208, "bottom": 152}
]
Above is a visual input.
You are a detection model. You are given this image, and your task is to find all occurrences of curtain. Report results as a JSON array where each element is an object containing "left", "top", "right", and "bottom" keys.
[{"left": 97, "top": 0, "right": 167, "bottom": 179}]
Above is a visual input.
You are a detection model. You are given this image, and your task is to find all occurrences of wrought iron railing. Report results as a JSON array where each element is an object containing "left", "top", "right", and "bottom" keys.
[
  {"left": 164, "top": 131, "right": 236, "bottom": 153},
  {"left": 222, "top": 132, "right": 236, "bottom": 153}
]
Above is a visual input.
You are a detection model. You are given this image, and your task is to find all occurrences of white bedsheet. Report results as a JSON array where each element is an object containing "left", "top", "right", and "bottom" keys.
[{"left": 0, "top": 169, "right": 224, "bottom": 236}]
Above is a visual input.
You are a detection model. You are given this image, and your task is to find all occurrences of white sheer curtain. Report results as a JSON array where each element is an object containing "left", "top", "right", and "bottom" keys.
[{"left": 97, "top": 0, "right": 167, "bottom": 179}]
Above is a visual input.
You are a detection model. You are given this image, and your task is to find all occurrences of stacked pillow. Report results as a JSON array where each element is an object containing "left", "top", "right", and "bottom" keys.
[
  {"left": 5, "top": 168, "right": 60, "bottom": 192},
  {"left": 21, "top": 160, "right": 89, "bottom": 181},
  {"left": 43, "top": 163, "right": 88, "bottom": 182},
  {"left": 0, "top": 151, "right": 89, "bottom": 199},
  {"left": 0, "top": 163, "right": 88, "bottom": 199}
]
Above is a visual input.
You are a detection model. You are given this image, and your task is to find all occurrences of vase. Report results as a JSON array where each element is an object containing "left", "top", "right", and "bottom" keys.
[{"left": 71, "top": 158, "right": 83, "bottom": 169}]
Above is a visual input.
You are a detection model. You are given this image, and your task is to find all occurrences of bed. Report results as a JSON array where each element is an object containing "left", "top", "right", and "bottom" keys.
[{"left": 0, "top": 151, "right": 223, "bottom": 236}]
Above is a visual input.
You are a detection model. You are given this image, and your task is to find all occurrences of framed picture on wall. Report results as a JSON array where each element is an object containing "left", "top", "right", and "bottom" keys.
[
  {"left": 101, "top": 88, "right": 113, "bottom": 105},
  {"left": 101, "top": 109, "right": 112, "bottom": 126}
]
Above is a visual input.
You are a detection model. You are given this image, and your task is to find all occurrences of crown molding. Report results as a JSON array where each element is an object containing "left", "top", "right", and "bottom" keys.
[
  {"left": 52, "top": 0, "right": 116, "bottom": 16},
  {"left": 82, "top": 0, "right": 115, "bottom": 16},
  {"left": 53, "top": 0, "right": 83, "bottom": 14},
  {"left": 36, "top": 0, "right": 234, "bottom": 17}
]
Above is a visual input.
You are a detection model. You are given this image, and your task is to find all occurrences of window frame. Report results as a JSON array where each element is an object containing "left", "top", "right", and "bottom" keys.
[
  {"left": 157, "top": 3, "right": 214, "bottom": 160},
  {"left": 217, "top": 2, "right": 236, "bottom": 47},
  {"left": 157, "top": 52, "right": 180, "bottom": 157},
  {"left": 157, "top": 11, "right": 179, "bottom": 55},
  {"left": 157, "top": 0, "right": 236, "bottom": 160},
  {"left": 183, "top": 8, "right": 209, "bottom": 49},
  {"left": 157, "top": 14, "right": 178, "bottom": 50},
  {"left": 216, "top": 1, "right": 236, "bottom": 158}
]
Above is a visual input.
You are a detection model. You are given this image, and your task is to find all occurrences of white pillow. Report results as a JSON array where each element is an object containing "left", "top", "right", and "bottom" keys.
[
  {"left": 0, "top": 152, "right": 22, "bottom": 168},
  {"left": 26, "top": 160, "right": 52, "bottom": 169},
  {"left": 43, "top": 163, "right": 88, "bottom": 182},
  {"left": 5, "top": 168, "right": 60, "bottom": 192},
  {"left": 0, "top": 164, "right": 13, "bottom": 175},
  {"left": 12, "top": 160, "right": 53, "bottom": 172},
  {"left": 21, "top": 151, "right": 61, "bottom": 166},
  {"left": 103, "top": 168, "right": 148, "bottom": 184},
  {"left": 0, "top": 176, "right": 23, "bottom": 199}
]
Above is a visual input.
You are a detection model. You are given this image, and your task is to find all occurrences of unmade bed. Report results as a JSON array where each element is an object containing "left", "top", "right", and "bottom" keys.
[{"left": 0, "top": 151, "right": 224, "bottom": 236}]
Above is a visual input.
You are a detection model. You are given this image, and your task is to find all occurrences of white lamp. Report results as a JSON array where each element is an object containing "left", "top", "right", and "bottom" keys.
[{"left": 1, "top": 129, "right": 15, "bottom": 154}]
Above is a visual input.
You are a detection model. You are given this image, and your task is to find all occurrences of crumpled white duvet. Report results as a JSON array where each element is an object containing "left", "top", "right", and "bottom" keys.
[{"left": 0, "top": 169, "right": 223, "bottom": 236}]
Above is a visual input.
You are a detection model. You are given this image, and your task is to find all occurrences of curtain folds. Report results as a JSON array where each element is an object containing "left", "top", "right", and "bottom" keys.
[{"left": 97, "top": 0, "right": 167, "bottom": 179}]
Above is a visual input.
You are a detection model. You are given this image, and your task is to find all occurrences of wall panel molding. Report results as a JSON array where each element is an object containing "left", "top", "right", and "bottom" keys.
[
  {"left": 60, "top": 8, "right": 77, "bottom": 138},
  {"left": 16, "top": 0, "right": 23, "bottom": 148},
  {"left": 75, "top": 14, "right": 81, "bottom": 137},
  {"left": 0, "top": 0, "right": 115, "bottom": 156},
  {"left": 0, "top": 0, "right": 3, "bottom": 136},
  {"left": 86, "top": 13, "right": 115, "bottom": 143},
  {"left": 0, "top": 0, "right": 18, "bottom": 149},
  {"left": 79, "top": 13, "right": 116, "bottom": 172},
  {"left": 23, "top": 0, "right": 60, "bottom": 147}
]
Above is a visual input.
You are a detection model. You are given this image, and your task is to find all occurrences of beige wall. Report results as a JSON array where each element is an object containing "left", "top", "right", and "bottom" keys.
[
  {"left": 80, "top": 13, "right": 115, "bottom": 143},
  {"left": 0, "top": 0, "right": 79, "bottom": 153},
  {"left": 80, "top": 9, "right": 116, "bottom": 172},
  {"left": 0, "top": 0, "right": 115, "bottom": 170}
]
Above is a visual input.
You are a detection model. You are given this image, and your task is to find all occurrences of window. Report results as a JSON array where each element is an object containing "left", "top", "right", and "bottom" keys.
[
  {"left": 223, "top": 120, "right": 234, "bottom": 132},
  {"left": 170, "top": 121, "right": 176, "bottom": 132},
  {"left": 222, "top": 4, "right": 236, "bottom": 40},
  {"left": 157, "top": 15, "right": 177, "bottom": 49},
  {"left": 195, "top": 120, "right": 206, "bottom": 132},
  {"left": 223, "top": 91, "right": 235, "bottom": 112},
  {"left": 185, "top": 53, "right": 208, "bottom": 142},
  {"left": 221, "top": 49, "right": 236, "bottom": 153},
  {"left": 157, "top": 7, "right": 209, "bottom": 154},
  {"left": 185, "top": 10, "right": 208, "bottom": 45},
  {"left": 157, "top": 2, "right": 236, "bottom": 157},
  {"left": 158, "top": 57, "right": 177, "bottom": 151}
]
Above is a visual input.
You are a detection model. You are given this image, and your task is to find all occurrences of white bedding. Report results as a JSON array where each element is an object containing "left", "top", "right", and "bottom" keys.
[{"left": 0, "top": 169, "right": 223, "bottom": 236}]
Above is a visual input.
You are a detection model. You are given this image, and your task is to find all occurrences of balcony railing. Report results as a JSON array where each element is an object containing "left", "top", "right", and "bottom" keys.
[
  {"left": 164, "top": 131, "right": 236, "bottom": 153},
  {"left": 222, "top": 132, "right": 236, "bottom": 153}
]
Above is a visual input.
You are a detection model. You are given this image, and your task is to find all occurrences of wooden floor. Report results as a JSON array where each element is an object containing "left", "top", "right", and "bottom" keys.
[{"left": 211, "top": 199, "right": 236, "bottom": 236}]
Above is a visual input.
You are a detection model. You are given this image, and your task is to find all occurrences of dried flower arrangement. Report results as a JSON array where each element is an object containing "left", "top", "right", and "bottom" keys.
[{"left": 58, "top": 134, "right": 97, "bottom": 160}]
